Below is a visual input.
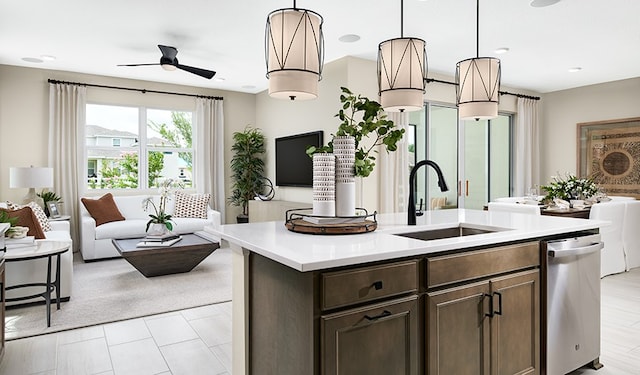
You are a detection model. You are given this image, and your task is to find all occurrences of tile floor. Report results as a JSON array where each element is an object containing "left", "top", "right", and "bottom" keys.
[
  {"left": 0, "top": 302, "right": 231, "bottom": 375},
  {"left": 1, "top": 269, "right": 639, "bottom": 375}
]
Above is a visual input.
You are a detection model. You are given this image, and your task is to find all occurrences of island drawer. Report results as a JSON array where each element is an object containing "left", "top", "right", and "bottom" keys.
[
  {"left": 426, "top": 241, "right": 540, "bottom": 288},
  {"left": 321, "top": 260, "right": 419, "bottom": 311}
]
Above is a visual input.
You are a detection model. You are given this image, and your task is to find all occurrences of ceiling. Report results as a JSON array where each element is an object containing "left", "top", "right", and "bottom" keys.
[{"left": 1, "top": 0, "right": 639, "bottom": 95}]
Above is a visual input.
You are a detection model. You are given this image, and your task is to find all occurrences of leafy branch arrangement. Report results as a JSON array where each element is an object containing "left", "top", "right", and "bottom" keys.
[
  {"left": 306, "top": 87, "right": 405, "bottom": 178},
  {"left": 540, "top": 173, "right": 599, "bottom": 201},
  {"left": 142, "top": 178, "right": 184, "bottom": 232}
]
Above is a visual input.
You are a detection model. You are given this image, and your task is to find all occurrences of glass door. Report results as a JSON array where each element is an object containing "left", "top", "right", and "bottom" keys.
[{"left": 409, "top": 103, "right": 512, "bottom": 210}]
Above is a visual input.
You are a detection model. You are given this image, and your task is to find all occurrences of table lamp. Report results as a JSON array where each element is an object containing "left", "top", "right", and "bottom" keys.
[{"left": 9, "top": 166, "right": 54, "bottom": 207}]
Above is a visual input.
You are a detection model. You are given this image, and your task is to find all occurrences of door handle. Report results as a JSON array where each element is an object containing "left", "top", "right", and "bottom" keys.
[
  {"left": 458, "top": 181, "right": 462, "bottom": 197},
  {"left": 364, "top": 310, "right": 392, "bottom": 321},
  {"left": 493, "top": 291, "right": 502, "bottom": 316},
  {"left": 466, "top": 180, "right": 469, "bottom": 197},
  {"left": 484, "top": 293, "right": 494, "bottom": 318}
]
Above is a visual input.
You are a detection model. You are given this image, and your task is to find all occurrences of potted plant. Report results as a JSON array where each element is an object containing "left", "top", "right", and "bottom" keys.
[
  {"left": 306, "top": 87, "right": 405, "bottom": 178},
  {"left": 37, "top": 190, "right": 63, "bottom": 217},
  {"left": 540, "top": 173, "right": 599, "bottom": 203},
  {"left": 142, "top": 179, "right": 183, "bottom": 234},
  {"left": 229, "top": 126, "right": 266, "bottom": 223}
]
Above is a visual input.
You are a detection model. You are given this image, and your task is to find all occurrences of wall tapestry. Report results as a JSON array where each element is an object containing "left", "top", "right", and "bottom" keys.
[{"left": 578, "top": 117, "right": 640, "bottom": 198}]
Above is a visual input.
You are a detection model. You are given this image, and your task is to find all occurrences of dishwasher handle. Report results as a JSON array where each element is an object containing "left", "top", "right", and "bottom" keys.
[{"left": 548, "top": 242, "right": 603, "bottom": 258}]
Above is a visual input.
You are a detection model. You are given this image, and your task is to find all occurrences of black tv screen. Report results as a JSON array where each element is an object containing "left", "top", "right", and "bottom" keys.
[{"left": 275, "top": 131, "right": 324, "bottom": 187}]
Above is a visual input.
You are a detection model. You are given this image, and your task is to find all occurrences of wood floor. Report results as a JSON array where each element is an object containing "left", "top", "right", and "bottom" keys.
[{"left": 0, "top": 269, "right": 638, "bottom": 374}]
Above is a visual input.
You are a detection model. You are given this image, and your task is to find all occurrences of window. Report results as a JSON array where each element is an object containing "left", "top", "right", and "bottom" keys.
[{"left": 85, "top": 104, "right": 194, "bottom": 190}]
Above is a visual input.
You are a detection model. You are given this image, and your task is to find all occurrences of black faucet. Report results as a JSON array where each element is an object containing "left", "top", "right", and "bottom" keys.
[{"left": 408, "top": 160, "right": 449, "bottom": 225}]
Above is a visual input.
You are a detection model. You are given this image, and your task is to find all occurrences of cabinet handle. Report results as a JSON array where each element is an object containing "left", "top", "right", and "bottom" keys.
[
  {"left": 494, "top": 291, "right": 503, "bottom": 316},
  {"left": 484, "top": 293, "right": 494, "bottom": 318},
  {"left": 364, "top": 310, "right": 392, "bottom": 321},
  {"left": 371, "top": 281, "right": 383, "bottom": 290},
  {"left": 466, "top": 180, "right": 469, "bottom": 197}
]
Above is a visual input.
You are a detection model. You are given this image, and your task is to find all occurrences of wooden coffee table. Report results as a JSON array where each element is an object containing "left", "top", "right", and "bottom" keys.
[{"left": 112, "top": 233, "right": 220, "bottom": 277}]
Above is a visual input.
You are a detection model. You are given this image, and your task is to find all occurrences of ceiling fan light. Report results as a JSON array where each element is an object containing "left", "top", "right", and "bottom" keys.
[
  {"left": 161, "top": 64, "right": 177, "bottom": 71},
  {"left": 265, "top": 7, "right": 324, "bottom": 100},
  {"left": 456, "top": 57, "right": 501, "bottom": 121}
]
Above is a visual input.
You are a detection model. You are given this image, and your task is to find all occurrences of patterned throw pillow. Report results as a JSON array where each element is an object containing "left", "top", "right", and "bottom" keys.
[
  {"left": 173, "top": 191, "right": 211, "bottom": 219},
  {"left": 5, "top": 201, "right": 52, "bottom": 231}
]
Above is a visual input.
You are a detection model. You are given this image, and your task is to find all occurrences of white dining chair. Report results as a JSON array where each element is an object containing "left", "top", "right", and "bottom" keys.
[
  {"left": 487, "top": 202, "right": 541, "bottom": 215},
  {"left": 589, "top": 201, "right": 627, "bottom": 277},
  {"left": 622, "top": 200, "right": 640, "bottom": 271}
]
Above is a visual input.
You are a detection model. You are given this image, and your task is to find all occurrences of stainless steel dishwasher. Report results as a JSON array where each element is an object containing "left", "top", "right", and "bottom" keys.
[{"left": 546, "top": 233, "right": 604, "bottom": 375}]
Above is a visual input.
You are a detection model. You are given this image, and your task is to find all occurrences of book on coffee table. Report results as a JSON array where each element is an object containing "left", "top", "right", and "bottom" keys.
[
  {"left": 136, "top": 236, "right": 182, "bottom": 248},
  {"left": 144, "top": 233, "right": 180, "bottom": 242}
]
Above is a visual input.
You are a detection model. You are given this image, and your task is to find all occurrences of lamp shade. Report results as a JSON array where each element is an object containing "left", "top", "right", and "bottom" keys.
[
  {"left": 9, "top": 166, "right": 53, "bottom": 188},
  {"left": 378, "top": 37, "right": 427, "bottom": 112},
  {"left": 455, "top": 57, "right": 501, "bottom": 121},
  {"left": 265, "top": 7, "right": 324, "bottom": 100}
]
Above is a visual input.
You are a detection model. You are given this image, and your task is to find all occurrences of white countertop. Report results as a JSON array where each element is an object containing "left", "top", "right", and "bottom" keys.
[{"left": 208, "top": 209, "right": 606, "bottom": 272}]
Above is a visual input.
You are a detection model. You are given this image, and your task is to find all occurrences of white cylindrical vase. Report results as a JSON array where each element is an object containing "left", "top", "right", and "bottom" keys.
[
  {"left": 312, "top": 153, "right": 335, "bottom": 217},
  {"left": 333, "top": 136, "right": 356, "bottom": 216}
]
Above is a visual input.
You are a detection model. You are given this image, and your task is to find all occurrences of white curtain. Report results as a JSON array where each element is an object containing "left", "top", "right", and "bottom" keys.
[
  {"left": 48, "top": 83, "right": 86, "bottom": 252},
  {"left": 514, "top": 97, "right": 540, "bottom": 196},
  {"left": 195, "top": 98, "right": 226, "bottom": 223},
  {"left": 378, "top": 111, "right": 410, "bottom": 213}
]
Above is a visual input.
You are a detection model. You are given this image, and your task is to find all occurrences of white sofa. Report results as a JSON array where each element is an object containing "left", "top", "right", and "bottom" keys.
[
  {"left": 0, "top": 202, "right": 73, "bottom": 306},
  {"left": 80, "top": 194, "right": 221, "bottom": 260}
]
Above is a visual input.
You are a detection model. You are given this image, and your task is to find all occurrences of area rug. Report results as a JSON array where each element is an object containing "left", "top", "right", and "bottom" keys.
[{"left": 5, "top": 247, "right": 232, "bottom": 340}]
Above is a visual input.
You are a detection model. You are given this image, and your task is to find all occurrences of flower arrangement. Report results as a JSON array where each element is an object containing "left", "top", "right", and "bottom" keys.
[
  {"left": 540, "top": 173, "right": 599, "bottom": 202},
  {"left": 142, "top": 178, "right": 184, "bottom": 232}
]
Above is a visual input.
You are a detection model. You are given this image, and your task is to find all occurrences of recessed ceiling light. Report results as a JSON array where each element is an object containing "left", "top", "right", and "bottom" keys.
[
  {"left": 494, "top": 47, "right": 510, "bottom": 54},
  {"left": 338, "top": 34, "right": 361, "bottom": 43},
  {"left": 22, "top": 57, "right": 44, "bottom": 63},
  {"left": 214, "top": 77, "right": 226, "bottom": 82},
  {"left": 568, "top": 67, "right": 582, "bottom": 73},
  {"left": 530, "top": 0, "right": 561, "bottom": 7},
  {"left": 40, "top": 55, "right": 56, "bottom": 61}
]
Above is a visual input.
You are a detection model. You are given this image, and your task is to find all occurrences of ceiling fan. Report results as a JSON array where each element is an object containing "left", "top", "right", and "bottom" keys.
[{"left": 118, "top": 45, "right": 216, "bottom": 79}]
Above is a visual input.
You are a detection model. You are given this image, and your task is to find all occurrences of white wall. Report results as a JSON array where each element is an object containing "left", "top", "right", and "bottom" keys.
[
  {"left": 0, "top": 64, "right": 256, "bottom": 224},
  {"left": 539, "top": 77, "right": 640, "bottom": 183}
]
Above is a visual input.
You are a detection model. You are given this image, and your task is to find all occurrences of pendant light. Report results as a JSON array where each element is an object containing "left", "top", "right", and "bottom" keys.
[
  {"left": 265, "top": 0, "right": 324, "bottom": 101},
  {"left": 377, "top": 0, "right": 427, "bottom": 112},
  {"left": 455, "top": 0, "right": 501, "bottom": 121}
]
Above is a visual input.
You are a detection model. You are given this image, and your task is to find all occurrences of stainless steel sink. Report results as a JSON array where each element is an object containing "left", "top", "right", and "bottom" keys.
[{"left": 395, "top": 225, "right": 503, "bottom": 241}]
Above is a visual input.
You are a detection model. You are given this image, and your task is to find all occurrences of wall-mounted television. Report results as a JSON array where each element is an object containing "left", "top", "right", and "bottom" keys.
[{"left": 275, "top": 131, "right": 324, "bottom": 187}]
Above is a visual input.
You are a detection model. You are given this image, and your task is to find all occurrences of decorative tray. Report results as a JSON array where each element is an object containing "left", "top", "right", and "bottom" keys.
[{"left": 284, "top": 208, "right": 377, "bottom": 235}]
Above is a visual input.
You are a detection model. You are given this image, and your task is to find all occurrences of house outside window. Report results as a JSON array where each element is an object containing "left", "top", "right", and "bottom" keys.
[{"left": 85, "top": 103, "right": 194, "bottom": 190}]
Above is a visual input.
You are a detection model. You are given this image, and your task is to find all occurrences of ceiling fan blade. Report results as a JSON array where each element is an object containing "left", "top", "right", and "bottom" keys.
[
  {"left": 176, "top": 64, "right": 216, "bottom": 79},
  {"left": 158, "top": 45, "right": 178, "bottom": 61},
  {"left": 117, "top": 63, "right": 161, "bottom": 67}
]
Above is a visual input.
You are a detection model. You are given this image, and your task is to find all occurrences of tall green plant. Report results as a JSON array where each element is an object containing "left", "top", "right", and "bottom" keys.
[
  {"left": 229, "top": 126, "right": 266, "bottom": 218},
  {"left": 306, "top": 87, "right": 405, "bottom": 177}
]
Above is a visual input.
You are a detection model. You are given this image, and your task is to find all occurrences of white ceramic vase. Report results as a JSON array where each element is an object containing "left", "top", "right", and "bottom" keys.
[
  {"left": 333, "top": 135, "right": 356, "bottom": 216},
  {"left": 147, "top": 223, "right": 169, "bottom": 236},
  {"left": 312, "top": 153, "right": 336, "bottom": 217}
]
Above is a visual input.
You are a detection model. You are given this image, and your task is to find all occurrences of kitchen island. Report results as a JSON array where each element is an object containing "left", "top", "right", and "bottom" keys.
[{"left": 208, "top": 209, "right": 605, "bottom": 375}]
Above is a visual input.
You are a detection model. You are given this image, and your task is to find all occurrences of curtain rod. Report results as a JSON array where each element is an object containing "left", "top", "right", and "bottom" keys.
[
  {"left": 47, "top": 79, "right": 224, "bottom": 100},
  {"left": 426, "top": 78, "right": 540, "bottom": 101}
]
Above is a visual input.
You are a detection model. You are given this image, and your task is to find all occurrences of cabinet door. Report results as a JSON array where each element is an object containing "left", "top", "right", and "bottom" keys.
[
  {"left": 426, "top": 281, "right": 491, "bottom": 375},
  {"left": 321, "top": 295, "right": 419, "bottom": 375},
  {"left": 490, "top": 270, "right": 540, "bottom": 375}
]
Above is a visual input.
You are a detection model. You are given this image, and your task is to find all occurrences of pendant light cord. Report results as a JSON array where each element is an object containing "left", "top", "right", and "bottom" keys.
[
  {"left": 476, "top": 0, "right": 480, "bottom": 58},
  {"left": 293, "top": 0, "right": 297, "bottom": 9},
  {"left": 400, "top": 0, "right": 404, "bottom": 38}
]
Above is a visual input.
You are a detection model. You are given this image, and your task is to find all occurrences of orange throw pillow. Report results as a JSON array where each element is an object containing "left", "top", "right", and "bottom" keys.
[
  {"left": 81, "top": 193, "right": 125, "bottom": 226},
  {"left": 0, "top": 207, "right": 46, "bottom": 239}
]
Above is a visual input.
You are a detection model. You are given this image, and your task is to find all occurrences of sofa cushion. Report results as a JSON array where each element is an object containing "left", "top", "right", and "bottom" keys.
[
  {"left": 173, "top": 191, "right": 210, "bottom": 219},
  {"left": 6, "top": 201, "right": 52, "bottom": 231},
  {"left": 94, "top": 218, "right": 211, "bottom": 240},
  {"left": 0, "top": 207, "right": 46, "bottom": 239},
  {"left": 81, "top": 193, "right": 126, "bottom": 226}
]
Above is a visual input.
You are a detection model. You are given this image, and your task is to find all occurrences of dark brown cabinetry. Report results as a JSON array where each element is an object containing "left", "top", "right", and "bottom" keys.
[
  {"left": 247, "top": 241, "right": 541, "bottom": 375},
  {"left": 425, "top": 242, "right": 540, "bottom": 375}
]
